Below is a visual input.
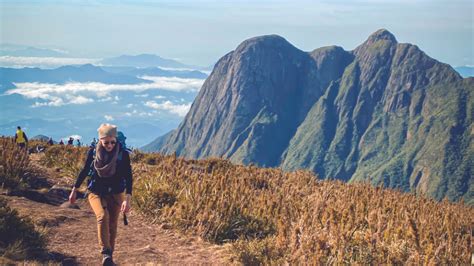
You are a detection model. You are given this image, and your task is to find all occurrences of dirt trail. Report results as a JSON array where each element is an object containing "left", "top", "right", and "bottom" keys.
[{"left": 2, "top": 154, "right": 231, "bottom": 265}]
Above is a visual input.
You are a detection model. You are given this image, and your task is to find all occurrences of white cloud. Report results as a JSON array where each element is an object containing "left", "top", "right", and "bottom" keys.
[
  {"left": 104, "top": 115, "right": 114, "bottom": 121},
  {"left": 126, "top": 103, "right": 134, "bottom": 108},
  {"left": 139, "top": 112, "right": 154, "bottom": 117},
  {"left": 66, "top": 135, "right": 82, "bottom": 140},
  {"left": 5, "top": 76, "right": 204, "bottom": 107},
  {"left": 0, "top": 56, "right": 99, "bottom": 68},
  {"left": 135, "top": 93, "right": 149, "bottom": 98},
  {"left": 32, "top": 97, "right": 64, "bottom": 107},
  {"left": 155, "top": 95, "right": 166, "bottom": 99},
  {"left": 158, "top": 66, "right": 198, "bottom": 71},
  {"left": 69, "top": 95, "right": 94, "bottom": 104},
  {"left": 30, "top": 94, "right": 93, "bottom": 107},
  {"left": 144, "top": 100, "right": 191, "bottom": 117},
  {"left": 139, "top": 76, "right": 204, "bottom": 92},
  {"left": 125, "top": 110, "right": 154, "bottom": 117},
  {"left": 98, "top": 96, "right": 113, "bottom": 102}
]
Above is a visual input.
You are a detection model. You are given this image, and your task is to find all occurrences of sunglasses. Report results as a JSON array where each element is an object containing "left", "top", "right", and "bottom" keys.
[{"left": 103, "top": 141, "right": 116, "bottom": 146}]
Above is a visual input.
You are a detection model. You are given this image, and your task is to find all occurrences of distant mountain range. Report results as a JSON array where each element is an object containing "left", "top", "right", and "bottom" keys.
[
  {"left": 0, "top": 62, "right": 207, "bottom": 147},
  {"left": 101, "top": 66, "right": 208, "bottom": 79},
  {"left": 0, "top": 64, "right": 208, "bottom": 91},
  {"left": 0, "top": 44, "right": 211, "bottom": 71},
  {"left": 147, "top": 29, "right": 473, "bottom": 204},
  {"left": 100, "top": 54, "right": 208, "bottom": 70},
  {"left": 0, "top": 44, "right": 69, "bottom": 57},
  {"left": 0, "top": 64, "right": 150, "bottom": 91},
  {"left": 31, "top": 134, "right": 55, "bottom": 143}
]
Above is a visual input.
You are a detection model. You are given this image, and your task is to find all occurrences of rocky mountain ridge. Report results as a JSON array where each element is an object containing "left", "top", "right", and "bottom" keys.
[{"left": 149, "top": 29, "right": 473, "bottom": 204}]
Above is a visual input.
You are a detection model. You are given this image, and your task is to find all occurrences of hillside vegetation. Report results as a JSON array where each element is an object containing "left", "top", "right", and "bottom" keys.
[
  {"left": 0, "top": 138, "right": 47, "bottom": 263},
  {"left": 34, "top": 143, "right": 473, "bottom": 264}
]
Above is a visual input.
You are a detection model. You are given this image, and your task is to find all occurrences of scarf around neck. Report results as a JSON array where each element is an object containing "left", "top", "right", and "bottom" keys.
[{"left": 93, "top": 142, "right": 119, "bottom": 178}]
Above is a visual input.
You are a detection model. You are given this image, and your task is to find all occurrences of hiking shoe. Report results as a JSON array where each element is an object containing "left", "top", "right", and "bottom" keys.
[{"left": 102, "top": 253, "right": 114, "bottom": 266}]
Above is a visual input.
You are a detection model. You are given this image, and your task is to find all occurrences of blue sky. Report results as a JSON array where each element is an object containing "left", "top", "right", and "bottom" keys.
[{"left": 0, "top": 0, "right": 473, "bottom": 66}]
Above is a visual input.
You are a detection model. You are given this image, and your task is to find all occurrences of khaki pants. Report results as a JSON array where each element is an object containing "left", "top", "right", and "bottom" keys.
[{"left": 88, "top": 192, "right": 124, "bottom": 254}]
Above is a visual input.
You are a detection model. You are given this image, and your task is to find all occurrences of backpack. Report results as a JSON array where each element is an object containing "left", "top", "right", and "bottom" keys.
[{"left": 117, "top": 131, "right": 132, "bottom": 152}]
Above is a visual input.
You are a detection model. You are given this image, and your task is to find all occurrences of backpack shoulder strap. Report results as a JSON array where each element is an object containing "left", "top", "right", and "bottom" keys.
[
  {"left": 88, "top": 148, "right": 96, "bottom": 176},
  {"left": 117, "top": 143, "right": 128, "bottom": 161}
]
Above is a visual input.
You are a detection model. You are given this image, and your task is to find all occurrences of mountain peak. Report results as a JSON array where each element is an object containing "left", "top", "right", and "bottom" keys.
[
  {"left": 235, "top": 34, "right": 294, "bottom": 52},
  {"left": 366, "top": 29, "right": 397, "bottom": 43},
  {"left": 353, "top": 29, "right": 398, "bottom": 56},
  {"left": 79, "top": 63, "right": 98, "bottom": 69}
]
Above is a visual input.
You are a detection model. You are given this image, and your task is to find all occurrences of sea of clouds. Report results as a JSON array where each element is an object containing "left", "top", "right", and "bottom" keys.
[{"left": 5, "top": 76, "right": 204, "bottom": 117}]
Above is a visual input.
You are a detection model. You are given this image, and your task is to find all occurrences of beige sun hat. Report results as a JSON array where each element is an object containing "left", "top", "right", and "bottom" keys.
[{"left": 97, "top": 123, "right": 117, "bottom": 139}]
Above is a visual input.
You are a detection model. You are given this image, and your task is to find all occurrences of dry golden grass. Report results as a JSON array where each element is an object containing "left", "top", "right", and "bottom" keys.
[
  {"left": 39, "top": 148, "right": 474, "bottom": 264},
  {"left": 41, "top": 145, "right": 88, "bottom": 181},
  {"left": 0, "top": 137, "right": 31, "bottom": 189}
]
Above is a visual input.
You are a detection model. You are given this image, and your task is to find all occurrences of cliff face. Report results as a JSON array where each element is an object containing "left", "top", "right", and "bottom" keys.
[
  {"left": 154, "top": 29, "right": 473, "bottom": 204},
  {"left": 160, "top": 35, "right": 349, "bottom": 166}
]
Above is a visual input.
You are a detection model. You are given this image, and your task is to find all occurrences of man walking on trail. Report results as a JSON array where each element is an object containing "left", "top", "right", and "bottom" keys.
[{"left": 14, "top": 126, "right": 28, "bottom": 149}]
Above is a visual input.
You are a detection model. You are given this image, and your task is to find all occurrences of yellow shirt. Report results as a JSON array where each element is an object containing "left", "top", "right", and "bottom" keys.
[{"left": 16, "top": 130, "right": 26, "bottom": 144}]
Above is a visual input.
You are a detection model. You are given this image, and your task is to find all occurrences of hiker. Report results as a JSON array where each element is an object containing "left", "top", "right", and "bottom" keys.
[
  {"left": 69, "top": 123, "right": 132, "bottom": 266},
  {"left": 47, "top": 137, "right": 54, "bottom": 145},
  {"left": 67, "top": 137, "right": 74, "bottom": 146},
  {"left": 76, "top": 139, "right": 82, "bottom": 147},
  {"left": 14, "top": 126, "right": 28, "bottom": 149},
  {"left": 59, "top": 139, "right": 64, "bottom": 145},
  {"left": 90, "top": 138, "right": 97, "bottom": 148}
]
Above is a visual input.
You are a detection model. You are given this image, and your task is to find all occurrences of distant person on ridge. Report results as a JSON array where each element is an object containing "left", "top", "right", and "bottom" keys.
[
  {"left": 90, "top": 138, "right": 97, "bottom": 148},
  {"left": 59, "top": 139, "right": 64, "bottom": 145},
  {"left": 67, "top": 137, "right": 74, "bottom": 146},
  {"left": 76, "top": 139, "right": 82, "bottom": 147},
  {"left": 69, "top": 123, "right": 133, "bottom": 266},
  {"left": 47, "top": 137, "right": 54, "bottom": 145},
  {"left": 14, "top": 126, "right": 28, "bottom": 149}
]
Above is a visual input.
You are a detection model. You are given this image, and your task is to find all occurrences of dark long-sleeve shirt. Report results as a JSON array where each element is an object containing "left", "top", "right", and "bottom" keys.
[{"left": 74, "top": 146, "right": 133, "bottom": 195}]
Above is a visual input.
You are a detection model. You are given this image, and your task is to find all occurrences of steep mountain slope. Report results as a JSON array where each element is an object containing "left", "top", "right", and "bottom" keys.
[{"left": 153, "top": 29, "right": 473, "bottom": 203}]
